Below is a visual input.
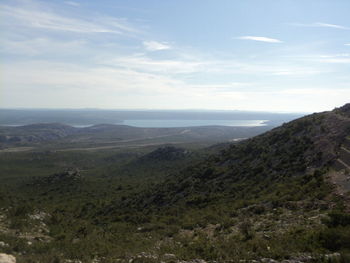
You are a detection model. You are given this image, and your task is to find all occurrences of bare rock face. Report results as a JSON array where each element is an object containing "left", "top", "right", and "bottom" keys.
[{"left": 0, "top": 254, "right": 16, "bottom": 263}]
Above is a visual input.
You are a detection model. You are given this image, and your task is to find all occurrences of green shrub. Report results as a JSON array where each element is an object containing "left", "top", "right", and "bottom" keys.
[
  {"left": 318, "top": 227, "right": 350, "bottom": 251},
  {"left": 324, "top": 211, "right": 350, "bottom": 227}
]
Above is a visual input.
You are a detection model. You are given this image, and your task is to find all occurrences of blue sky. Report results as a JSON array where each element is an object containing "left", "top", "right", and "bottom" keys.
[{"left": 1, "top": 0, "right": 350, "bottom": 112}]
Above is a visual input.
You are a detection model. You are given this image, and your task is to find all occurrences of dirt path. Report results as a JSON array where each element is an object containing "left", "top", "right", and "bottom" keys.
[
  {"left": 57, "top": 141, "right": 183, "bottom": 152},
  {"left": 56, "top": 132, "right": 187, "bottom": 151},
  {"left": 0, "top": 147, "right": 34, "bottom": 153},
  {"left": 337, "top": 159, "right": 350, "bottom": 170}
]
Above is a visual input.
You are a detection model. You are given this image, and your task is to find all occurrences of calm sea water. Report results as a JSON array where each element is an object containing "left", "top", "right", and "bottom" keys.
[
  {"left": 1, "top": 120, "right": 268, "bottom": 128},
  {"left": 122, "top": 119, "right": 268, "bottom": 128}
]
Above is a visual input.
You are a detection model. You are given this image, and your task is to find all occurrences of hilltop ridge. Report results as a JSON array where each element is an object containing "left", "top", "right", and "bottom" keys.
[{"left": 117, "top": 103, "right": 350, "bottom": 210}]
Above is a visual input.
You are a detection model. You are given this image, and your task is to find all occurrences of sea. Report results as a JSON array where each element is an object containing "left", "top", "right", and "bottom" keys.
[
  {"left": 0, "top": 120, "right": 268, "bottom": 128},
  {"left": 121, "top": 119, "right": 268, "bottom": 128}
]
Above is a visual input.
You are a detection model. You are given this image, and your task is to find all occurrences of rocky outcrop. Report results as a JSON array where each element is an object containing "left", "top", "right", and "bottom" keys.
[
  {"left": 140, "top": 146, "right": 191, "bottom": 162},
  {"left": 0, "top": 254, "right": 16, "bottom": 263},
  {"left": 47, "top": 169, "right": 82, "bottom": 182},
  {"left": 30, "top": 169, "right": 82, "bottom": 187}
]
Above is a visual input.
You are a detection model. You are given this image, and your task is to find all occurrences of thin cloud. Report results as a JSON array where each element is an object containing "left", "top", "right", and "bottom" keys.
[
  {"left": 100, "top": 53, "right": 324, "bottom": 77},
  {"left": 143, "top": 41, "right": 171, "bottom": 51},
  {"left": 237, "top": 36, "right": 283, "bottom": 43},
  {"left": 0, "top": 38, "right": 86, "bottom": 56},
  {"left": 345, "top": 44, "right": 350, "bottom": 46},
  {"left": 105, "top": 55, "right": 207, "bottom": 74},
  {"left": 314, "top": 22, "right": 349, "bottom": 29},
  {"left": 291, "top": 22, "right": 349, "bottom": 30},
  {"left": 295, "top": 53, "right": 350, "bottom": 64},
  {"left": 0, "top": 2, "right": 137, "bottom": 34},
  {"left": 3, "top": 60, "right": 182, "bottom": 95}
]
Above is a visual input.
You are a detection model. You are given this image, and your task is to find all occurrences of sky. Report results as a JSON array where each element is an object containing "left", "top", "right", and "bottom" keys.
[{"left": 1, "top": 0, "right": 350, "bottom": 113}]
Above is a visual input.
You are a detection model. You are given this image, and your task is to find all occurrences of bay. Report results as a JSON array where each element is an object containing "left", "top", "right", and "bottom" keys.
[{"left": 122, "top": 119, "right": 268, "bottom": 128}]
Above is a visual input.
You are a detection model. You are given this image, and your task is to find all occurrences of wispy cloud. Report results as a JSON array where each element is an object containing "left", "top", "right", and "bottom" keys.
[
  {"left": 98, "top": 53, "right": 325, "bottom": 78},
  {"left": 295, "top": 53, "right": 350, "bottom": 64},
  {"left": 237, "top": 36, "right": 283, "bottom": 43},
  {"left": 0, "top": 38, "right": 87, "bottom": 56},
  {"left": 345, "top": 43, "right": 350, "bottom": 46},
  {"left": 3, "top": 60, "right": 182, "bottom": 94},
  {"left": 291, "top": 22, "right": 349, "bottom": 30},
  {"left": 143, "top": 41, "right": 171, "bottom": 51},
  {"left": 314, "top": 22, "right": 349, "bottom": 29},
  {"left": 103, "top": 55, "right": 207, "bottom": 74},
  {"left": 0, "top": 2, "right": 137, "bottom": 34}
]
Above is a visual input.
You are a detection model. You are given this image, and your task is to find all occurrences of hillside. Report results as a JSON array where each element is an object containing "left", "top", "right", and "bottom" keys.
[
  {"left": 99, "top": 103, "right": 350, "bottom": 262},
  {"left": 0, "top": 104, "right": 349, "bottom": 263},
  {"left": 129, "top": 104, "right": 350, "bottom": 209}
]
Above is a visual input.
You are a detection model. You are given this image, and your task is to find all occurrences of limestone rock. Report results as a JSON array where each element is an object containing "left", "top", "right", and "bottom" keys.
[{"left": 0, "top": 254, "right": 16, "bottom": 263}]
